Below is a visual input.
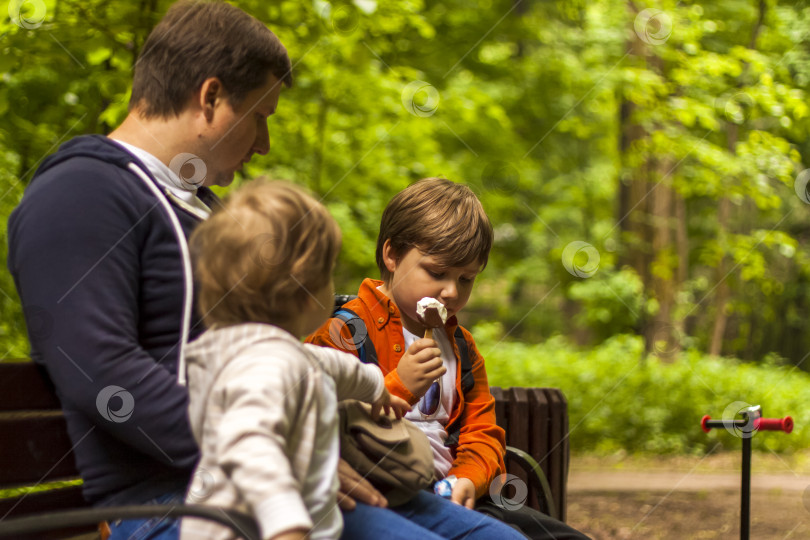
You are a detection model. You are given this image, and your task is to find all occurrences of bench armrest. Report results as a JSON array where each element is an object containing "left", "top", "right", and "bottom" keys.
[
  {"left": 505, "top": 445, "right": 558, "bottom": 520},
  {"left": 0, "top": 503, "right": 260, "bottom": 540}
]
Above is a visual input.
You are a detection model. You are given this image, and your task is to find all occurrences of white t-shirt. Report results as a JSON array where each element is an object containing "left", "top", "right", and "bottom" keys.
[
  {"left": 402, "top": 326, "right": 457, "bottom": 479},
  {"left": 112, "top": 139, "right": 212, "bottom": 219}
]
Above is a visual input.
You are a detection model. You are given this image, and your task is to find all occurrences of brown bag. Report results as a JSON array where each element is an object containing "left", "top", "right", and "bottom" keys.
[{"left": 338, "top": 400, "right": 435, "bottom": 506}]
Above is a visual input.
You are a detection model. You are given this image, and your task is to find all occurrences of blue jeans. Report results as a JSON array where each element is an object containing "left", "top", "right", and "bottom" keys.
[
  {"left": 107, "top": 491, "right": 184, "bottom": 540},
  {"left": 341, "top": 491, "right": 527, "bottom": 540}
]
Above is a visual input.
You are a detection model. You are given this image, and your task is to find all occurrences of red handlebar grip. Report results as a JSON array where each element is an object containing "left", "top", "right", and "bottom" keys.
[
  {"left": 754, "top": 417, "right": 793, "bottom": 433},
  {"left": 701, "top": 415, "right": 712, "bottom": 433}
]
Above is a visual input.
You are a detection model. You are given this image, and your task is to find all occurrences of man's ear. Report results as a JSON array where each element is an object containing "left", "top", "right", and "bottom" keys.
[
  {"left": 381, "top": 239, "right": 399, "bottom": 273},
  {"left": 197, "top": 77, "right": 224, "bottom": 121}
]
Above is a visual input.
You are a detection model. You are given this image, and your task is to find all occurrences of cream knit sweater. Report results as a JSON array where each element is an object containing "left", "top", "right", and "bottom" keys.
[{"left": 179, "top": 323, "right": 384, "bottom": 540}]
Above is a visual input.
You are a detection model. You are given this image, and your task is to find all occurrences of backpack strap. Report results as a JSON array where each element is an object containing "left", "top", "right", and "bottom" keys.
[
  {"left": 444, "top": 327, "right": 474, "bottom": 447},
  {"left": 454, "top": 327, "right": 475, "bottom": 395},
  {"left": 332, "top": 307, "right": 378, "bottom": 366}
]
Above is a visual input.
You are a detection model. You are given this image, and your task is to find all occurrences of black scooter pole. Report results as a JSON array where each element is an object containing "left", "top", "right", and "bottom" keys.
[{"left": 700, "top": 405, "right": 792, "bottom": 540}]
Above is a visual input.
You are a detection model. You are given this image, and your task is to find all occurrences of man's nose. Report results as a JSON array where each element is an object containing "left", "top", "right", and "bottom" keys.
[{"left": 253, "top": 122, "right": 270, "bottom": 155}]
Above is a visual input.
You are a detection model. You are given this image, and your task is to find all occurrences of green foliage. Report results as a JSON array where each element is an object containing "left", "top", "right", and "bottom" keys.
[
  {"left": 568, "top": 267, "right": 646, "bottom": 340},
  {"left": 0, "top": 148, "right": 28, "bottom": 359},
  {"left": 3, "top": 1, "right": 810, "bottom": 450},
  {"left": 480, "top": 329, "right": 810, "bottom": 455}
]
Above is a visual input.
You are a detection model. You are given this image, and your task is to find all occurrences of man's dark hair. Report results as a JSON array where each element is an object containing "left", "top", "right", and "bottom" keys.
[{"left": 130, "top": 0, "right": 292, "bottom": 118}]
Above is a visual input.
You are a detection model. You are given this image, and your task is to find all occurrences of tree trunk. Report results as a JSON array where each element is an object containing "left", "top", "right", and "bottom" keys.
[
  {"left": 618, "top": 1, "right": 683, "bottom": 357},
  {"left": 709, "top": 120, "right": 737, "bottom": 357},
  {"left": 709, "top": 0, "right": 766, "bottom": 357},
  {"left": 708, "top": 211, "right": 733, "bottom": 358},
  {"left": 646, "top": 157, "right": 681, "bottom": 359}
]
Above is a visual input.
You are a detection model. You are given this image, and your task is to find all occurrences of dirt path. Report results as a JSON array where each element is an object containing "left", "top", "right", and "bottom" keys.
[
  {"left": 564, "top": 454, "right": 810, "bottom": 540},
  {"left": 569, "top": 470, "right": 810, "bottom": 493}
]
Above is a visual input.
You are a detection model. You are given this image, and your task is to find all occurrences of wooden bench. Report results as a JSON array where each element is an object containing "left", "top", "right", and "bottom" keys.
[
  {"left": 0, "top": 360, "right": 570, "bottom": 538},
  {"left": 492, "top": 387, "right": 569, "bottom": 522},
  {"left": 0, "top": 360, "right": 260, "bottom": 540}
]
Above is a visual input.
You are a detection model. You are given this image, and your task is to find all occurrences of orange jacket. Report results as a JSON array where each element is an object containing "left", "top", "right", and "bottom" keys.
[{"left": 307, "top": 278, "right": 505, "bottom": 499}]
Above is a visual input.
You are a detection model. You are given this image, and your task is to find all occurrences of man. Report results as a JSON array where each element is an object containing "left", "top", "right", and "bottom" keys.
[{"left": 8, "top": 2, "right": 290, "bottom": 538}]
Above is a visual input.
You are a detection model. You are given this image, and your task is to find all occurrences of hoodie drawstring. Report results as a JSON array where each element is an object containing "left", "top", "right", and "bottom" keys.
[{"left": 127, "top": 162, "right": 194, "bottom": 386}]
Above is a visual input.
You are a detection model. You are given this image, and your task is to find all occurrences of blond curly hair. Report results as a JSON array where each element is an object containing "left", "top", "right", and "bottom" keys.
[{"left": 191, "top": 180, "right": 341, "bottom": 328}]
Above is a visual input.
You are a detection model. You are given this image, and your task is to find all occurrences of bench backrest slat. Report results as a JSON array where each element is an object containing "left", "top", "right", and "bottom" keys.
[
  {"left": 506, "top": 387, "right": 531, "bottom": 503},
  {"left": 0, "top": 415, "right": 80, "bottom": 484},
  {"left": 526, "top": 388, "right": 550, "bottom": 512},
  {"left": 543, "top": 388, "right": 569, "bottom": 520},
  {"left": 0, "top": 484, "right": 91, "bottom": 540},
  {"left": 0, "top": 362, "right": 60, "bottom": 411},
  {"left": 0, "top": 485, "right": 86, "bottom": 519},
  {"left": 491, "top": 386, "right": 569, "bottom": 521},
  {"left": 0, "top": 361, "right": 88, "bottom": 536}
]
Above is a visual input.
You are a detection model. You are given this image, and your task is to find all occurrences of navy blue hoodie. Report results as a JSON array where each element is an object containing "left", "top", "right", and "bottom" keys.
[{"left": 8, "top": 135, "right": 215, "bottom": 505}]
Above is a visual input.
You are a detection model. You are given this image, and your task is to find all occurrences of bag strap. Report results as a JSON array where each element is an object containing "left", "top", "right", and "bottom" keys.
[
  {"left": 454, "top": 327, "right": 474, "bottom": 395},
  {"left": 444, "top": 327, "right": 474, "bottom": 447},
  {"left": 333, "top": 307, "right": 379, "bottom": 366}
]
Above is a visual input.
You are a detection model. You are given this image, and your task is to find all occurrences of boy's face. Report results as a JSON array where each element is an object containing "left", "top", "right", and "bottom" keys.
[{"left": 382, "top": 241, "right": 481, "bottom": 335}]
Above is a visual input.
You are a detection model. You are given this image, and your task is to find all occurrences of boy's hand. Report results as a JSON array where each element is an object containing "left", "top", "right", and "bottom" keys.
[
  {"left": 396, "top": 338, "right": 446, "bottom": 398},
  {"left": 370, "top": 389, "right": 411, "bottom": 420},
  {"left": 450, "top": 477, "right": 476, "bottom": 509}
]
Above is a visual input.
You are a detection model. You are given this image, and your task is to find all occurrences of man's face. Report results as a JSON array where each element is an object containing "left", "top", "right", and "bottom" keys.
[
  {"left": 202, "top": 74, "right": 283, "bottom": 187},
  {"left": 383, "top": 245, "right": 481, "bottom": 335}
]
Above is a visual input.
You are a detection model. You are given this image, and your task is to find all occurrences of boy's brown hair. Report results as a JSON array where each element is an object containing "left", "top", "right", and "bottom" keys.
[
  {"left": 130, "top": 0, "right": 293, "bottom": 118},
  {"left": 191, "top": 180, "right": 341, "bottom": 328},
  {"left": 375, "top": 177, "right": 493, "bottom": 282}
]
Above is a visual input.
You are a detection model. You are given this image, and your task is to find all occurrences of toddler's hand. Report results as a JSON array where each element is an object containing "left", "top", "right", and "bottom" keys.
[
  {"left": 396, "top": 338, "right": 446, "bottom": 398},
  {"left": 450, "top": 477, "right": 476, "bottom": 509},
  {"left": 370, "top": 389, "right": 411, "bottom": 420}
]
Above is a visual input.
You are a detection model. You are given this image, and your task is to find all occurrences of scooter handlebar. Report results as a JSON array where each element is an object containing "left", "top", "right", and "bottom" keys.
[
  {"left": 754, "top": 416, "right": 793, "bottom": 433},
  {"left": 701, "top": 415, "right": 793, "bottom": 434}
]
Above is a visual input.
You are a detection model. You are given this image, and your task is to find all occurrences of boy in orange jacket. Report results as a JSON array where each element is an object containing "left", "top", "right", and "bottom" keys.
[{"left": 308, "top": 177, "right": 589, "bottom": 539}]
